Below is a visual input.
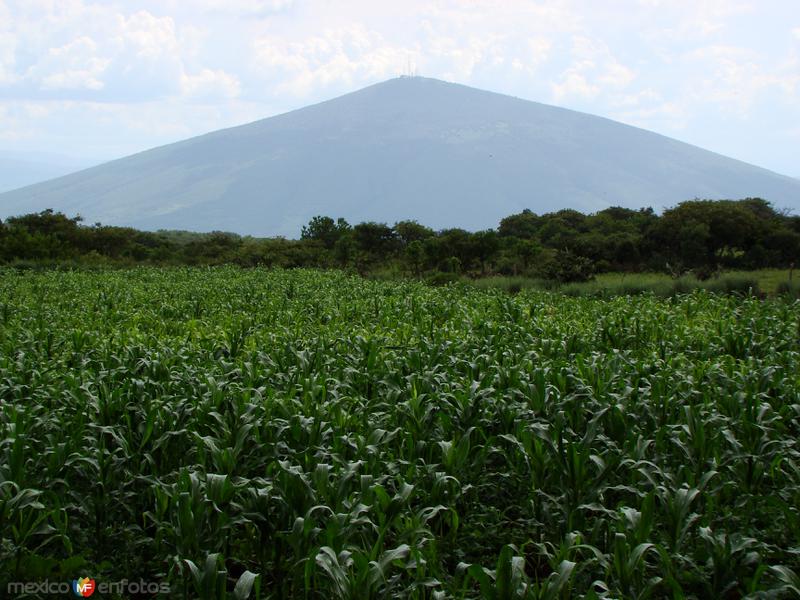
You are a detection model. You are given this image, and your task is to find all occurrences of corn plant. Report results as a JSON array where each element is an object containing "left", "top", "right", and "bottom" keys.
[{"left": 0, "top": 267, "right": 798, "bottom": 597}]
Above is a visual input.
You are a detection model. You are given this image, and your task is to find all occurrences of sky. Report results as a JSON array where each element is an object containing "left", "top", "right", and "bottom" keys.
[{"left": 0, "top": 0, "right": 798, "bottom": 176}]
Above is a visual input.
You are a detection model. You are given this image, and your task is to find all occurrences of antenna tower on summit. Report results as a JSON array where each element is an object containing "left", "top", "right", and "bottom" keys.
[{"left": 401, "top": 57, "right": 418, "bottom": 78}]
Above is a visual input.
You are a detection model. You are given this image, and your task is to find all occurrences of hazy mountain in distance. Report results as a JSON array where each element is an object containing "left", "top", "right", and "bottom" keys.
[
  {"left": 0, "top": 151, "right": 100, "bottom": 194},
  {"left": 2, "top": 77, "right": 799, "bottom": 236}
]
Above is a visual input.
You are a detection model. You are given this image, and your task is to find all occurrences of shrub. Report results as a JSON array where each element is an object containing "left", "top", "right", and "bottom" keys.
[
  {"left": 537, "top": 249, "right": 595, "bottom": 282},
  {"left": 425, "top": 271, "right": 461, "bottom": 286},
  {"left": 705, "top": 275, "right": 759, "bottom": 295}
]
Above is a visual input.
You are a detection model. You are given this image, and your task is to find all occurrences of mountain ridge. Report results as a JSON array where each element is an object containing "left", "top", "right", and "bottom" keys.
[
  {"left": 2, "top": 76, "right": 799, "bottom": 236},
  {"left": 0, "top": 151, "right": 99, "bottom": 194}
]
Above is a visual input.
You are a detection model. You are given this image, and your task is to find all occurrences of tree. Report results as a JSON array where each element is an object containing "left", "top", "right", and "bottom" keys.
[
  {"left": 2, "top": 210, "right": 85, "bottom": 260},
  {"left": 494, "top": 237, "right": 541, "bottom": 276},
  {"left": 404, "top": 240, "right": 425, "bottom": 276},
  {"left": 431, "top": 229, "right": 472, "bottom": 271},
  {"left": 394, "top": 220, "right": 434, "bottom": 245},
  {"left": 352, "top": 222, "right": 400, "bottom": 259},
  {"left": 333, "top": 233, "right": 357, "bottom": 268},
  {"left": 301, "top": 216, "right": 350, "bottom": 249},
  {"left": 537, "top": 249, "right": 595, "bottom": 282},
  {"left": 650, "top": 200, "right": 761, "bottom": 269},
  {"left": 499, "top": 209, "right": 540, "bottom": 238},
  {"left": 182, "top": 231, "right": 242, "bottom": 265},
  {"left": 469, "top": 230, "right": 499, "bottom": 274}
]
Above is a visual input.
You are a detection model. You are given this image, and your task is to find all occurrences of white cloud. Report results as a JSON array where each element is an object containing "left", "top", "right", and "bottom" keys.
[
  {"left": 194, "top": 0, "right": 295, "bottom": 15},
  {"left": 23, "top": 103, "right": 51, "bottom": 119},
  {"left": 1, "top": 2, "right": 232, "bottom": 102},
  {"left": 253, "top": 25, "right": 410, "bottom": 96},
  {"left": 527, "top": 38, "right": 552, "bottom": 70},
  {"left": 598, "top": 62, "right": 636, "bottom": 88},
  {"left": 0, "top": 32, "right": 16, "bottom": 85},
  {"left": 421, "top": 1, "right": 581, "bottom": 35},
  {"left": 552, "top": 71, "right": 599, "bottom": 102},
  {"left": 117, "top": 11, "right": 180, "bottom": 60},
  {"left": 685, "top": 44, "right": 794, "bottom": 116},
  {"left": 29, "top": 36, "right": 109, "bottom": 90},
  {"left": 181, "top": 68, "right": 241, "bottom": 99},
  {"left": 101, "top": 10, "right": 185, "bottom": 98},
  {"left": 613, "top": 100, "right": 688, "bottom": 131},
  {"left": 614, "top": 87, "right": 661, "bottom": 108},
  {"left": 425, "top": 31, "right": 508, "bottom": 80},
  {"left": 642, "top": 0, "right": 754, "bottom": 41},
  {"left": 551, "top": 35, "right": 636, "bottom": 103}
]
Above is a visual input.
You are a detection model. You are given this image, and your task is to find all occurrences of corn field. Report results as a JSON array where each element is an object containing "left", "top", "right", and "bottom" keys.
[{"left": 1, "top": 267, "right": 799, "bottom": 599}]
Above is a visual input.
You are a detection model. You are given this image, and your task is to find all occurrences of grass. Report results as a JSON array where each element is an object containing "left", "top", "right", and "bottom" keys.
[
  {"left": 593, "top": 268, "right": 795, "bottom": 294},
  {"left": 469, "top": 268, "right": 797, "bottom": 297},
  {"left": 0, "top": 267, "right": 798, "bottom": 598}
]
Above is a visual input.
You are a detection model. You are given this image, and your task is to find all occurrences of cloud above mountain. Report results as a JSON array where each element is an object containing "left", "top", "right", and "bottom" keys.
[{"left": 0, "top": 0, "right": 797, "bottom": 175}]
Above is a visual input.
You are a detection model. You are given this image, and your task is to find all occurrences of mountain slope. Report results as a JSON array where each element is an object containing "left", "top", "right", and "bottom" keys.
[
  {"left": 2, "top": 77, "right": 799, "bottom": 236},
  {"left": 0, "top": 152, "right": 98, "bottom": 194}
]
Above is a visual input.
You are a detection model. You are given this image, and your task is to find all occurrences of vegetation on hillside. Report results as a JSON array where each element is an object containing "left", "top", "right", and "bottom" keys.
[
  {"left": 1, "top": 198, "right": 797, "bottom": 285},
  {"left": 0, "top": 268, "right": 799, "bottom": 597}
]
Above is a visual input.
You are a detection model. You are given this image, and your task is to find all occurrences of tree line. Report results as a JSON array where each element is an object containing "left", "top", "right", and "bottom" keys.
[{"left": 1, "top": 198, "right": 797, "bottom": 281}]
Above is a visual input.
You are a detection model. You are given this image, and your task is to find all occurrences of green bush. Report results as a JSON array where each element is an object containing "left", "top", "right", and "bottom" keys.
[
  {"left": 536, "top": 249, "right": 595, "bottom": 283},
  {"left": 424, "top": 270, "right": 461, "bottom": 286},
  {"left": 704, "top": 275, "right": 760, "bottom": 295}
]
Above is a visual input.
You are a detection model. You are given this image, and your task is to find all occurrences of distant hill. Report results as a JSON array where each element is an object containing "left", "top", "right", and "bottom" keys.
[
  {"left": 2, "top": 77, "right": 799, "bottom": 236},
  {"left": 0, "top": 152, "right": 98, "bottom": 194}
]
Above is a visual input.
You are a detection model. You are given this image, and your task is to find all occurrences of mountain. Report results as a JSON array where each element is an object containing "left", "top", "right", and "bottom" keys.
[
  {"left": 2, "top": 77, "right": 799, "bottom": 236},
  {"left": 0, "top": 152, "right": 98, "bottom": 194}
]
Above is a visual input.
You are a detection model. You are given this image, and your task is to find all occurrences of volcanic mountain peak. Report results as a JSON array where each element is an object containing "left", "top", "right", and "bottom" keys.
[{"left": 2, "top": 77, "right": 798, "bottom": 236}]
